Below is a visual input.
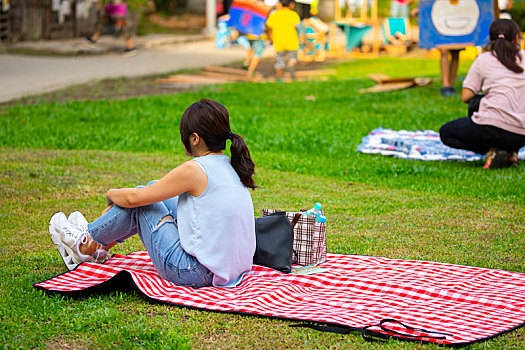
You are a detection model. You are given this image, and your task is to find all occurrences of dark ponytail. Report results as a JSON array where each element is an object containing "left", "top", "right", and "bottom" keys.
[
  {"left": 229, "top": 133, "right": 256, "bottom": 189},
  {"left": 180, "top": 99, "right": 257, "bottom": 189},
  {"left": 488, "top": 19, "right": 523, "bottom": 73}
]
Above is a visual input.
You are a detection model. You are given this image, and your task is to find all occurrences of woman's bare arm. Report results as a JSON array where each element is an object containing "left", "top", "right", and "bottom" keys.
[
  {"left": 106, "top": 160, "right": 207, "bottom": 208},
  {"left": 461, "top": 87, "right": 476, "bottom": 103}
]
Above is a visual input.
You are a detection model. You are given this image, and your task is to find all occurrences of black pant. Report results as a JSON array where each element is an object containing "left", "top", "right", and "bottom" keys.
[{"left": 439, "top": 117, "right": 525, "bottom": 155}]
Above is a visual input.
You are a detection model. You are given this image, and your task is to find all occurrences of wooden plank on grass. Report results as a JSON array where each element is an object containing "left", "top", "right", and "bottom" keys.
[
  {"left": 295, "top": 69, "right": 337, "bottom": 77},
  {"left": 367, "top": 73, "right": 390, "bottom": 83},
  {"left": 367, "top": 74, "right": 414, "bottom": 84},
  {"left": 155, "top": 74, "right": 227, "bottom": 85},
  {"left": 163, "top": 74, "right": 227, "bottom": 83},
  {"left": 200, "top": 71, "right": 255, "bottom": 82},
  {"left": 204, "top": 66, "right": 248, "bottom": 76},
  {"left": 415, "top": 78, "right": 433, "bottom": 87},
  {"left": 358, "top": 81, "right": 415, "bottom": 93}
]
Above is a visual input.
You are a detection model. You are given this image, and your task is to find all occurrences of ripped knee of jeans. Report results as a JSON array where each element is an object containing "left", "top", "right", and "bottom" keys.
[{"left": 155, "top": 215, "right": 174, "bottom": 229}]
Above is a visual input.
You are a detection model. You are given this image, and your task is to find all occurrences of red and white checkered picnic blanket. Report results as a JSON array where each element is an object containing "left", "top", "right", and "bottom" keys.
[{"left": 34, "top": 252, "right": 525, "bottom": 346}]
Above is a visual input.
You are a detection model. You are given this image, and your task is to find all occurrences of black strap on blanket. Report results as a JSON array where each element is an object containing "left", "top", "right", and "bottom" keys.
[
  {"left": 291, "top": 318, "right": 454, "bottom": 343},
  {"left": 289, "top": 323, "right": 353, "bottom": 335},
  {"left": 363, "top": 319, "right": 454, "bottom": 342}
]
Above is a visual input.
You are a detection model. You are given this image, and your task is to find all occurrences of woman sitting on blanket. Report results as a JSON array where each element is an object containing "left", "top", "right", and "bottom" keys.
[
  {"left": 439, "top": 19, "right": 525, "bottom": 169},
  {"left": 49, "top": 99, "right": 257, "bottom": 288}
]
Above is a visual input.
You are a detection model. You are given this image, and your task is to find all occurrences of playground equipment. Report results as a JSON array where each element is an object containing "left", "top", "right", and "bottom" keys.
[
  {"left": 298, "top": 17, "right": 330, "bottom": 62},
  {"left": 418, "top": 0, "right": 494, "bottom": 50},
  {"left": 382, "top": 17, "right": 412, "bottom": 56},
  {"left": 359, "top": 74, "right": 432, "bottom": 93},
  {"left": 330, "top": 0, "right": 381, "bottom": 56}
]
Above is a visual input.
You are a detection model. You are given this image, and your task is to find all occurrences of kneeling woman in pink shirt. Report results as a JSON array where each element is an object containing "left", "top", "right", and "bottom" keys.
[{"left": 440, "top": 19, "right": 525, "bottom": 169}]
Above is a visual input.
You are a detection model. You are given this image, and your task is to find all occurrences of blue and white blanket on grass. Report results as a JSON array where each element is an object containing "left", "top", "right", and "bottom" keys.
[{"left": 357, "top": 128, "right": 525, "bottom": 161}]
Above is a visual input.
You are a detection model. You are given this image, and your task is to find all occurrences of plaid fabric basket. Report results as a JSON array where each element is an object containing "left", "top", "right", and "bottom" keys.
[{"left": 261, "top": 209, "right": 327, "bottom": 266}]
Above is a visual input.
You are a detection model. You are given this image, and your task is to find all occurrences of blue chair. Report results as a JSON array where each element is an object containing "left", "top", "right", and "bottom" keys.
[{"left": 334, "top": 21, "right": 372, "bottom": 52}]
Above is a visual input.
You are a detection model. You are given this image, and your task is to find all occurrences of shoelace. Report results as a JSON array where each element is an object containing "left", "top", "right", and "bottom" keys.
[
  {"left": 62, "top": 224, "right": 81, "bottom": 240},
  {"left": 91, "top": 248, "right": 108, "bottom": 263},
  {"left": 81, "top": 237, "right": 108, "bottom": 263},
  {"left": 68, "top": 221, "right": 106, "bottom": 263}
]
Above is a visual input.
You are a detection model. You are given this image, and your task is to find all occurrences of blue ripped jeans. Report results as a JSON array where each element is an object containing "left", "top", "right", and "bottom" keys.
[{"left": 87, "top": 181, "right": 213, "bottom": 288}]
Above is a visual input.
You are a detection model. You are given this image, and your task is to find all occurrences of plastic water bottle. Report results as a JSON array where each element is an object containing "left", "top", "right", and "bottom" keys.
[{"left": 305, "top": 202, "right": 326, "bottom": 223}]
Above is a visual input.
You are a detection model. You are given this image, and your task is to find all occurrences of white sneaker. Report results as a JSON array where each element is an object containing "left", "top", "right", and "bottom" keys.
[
  {"left": 49, "top": 213, "right": 72, "bottom": 268},
  {"left": 68, "top": 211, "right": 109, "bottom": 263},
  {"left": 49, "top": 212, "right": 92, "bottom": 270},
  {"left": 68, "top": 211, "right": 88, "bottom": 232}
]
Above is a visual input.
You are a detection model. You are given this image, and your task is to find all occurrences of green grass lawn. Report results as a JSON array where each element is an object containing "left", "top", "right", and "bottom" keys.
[{"left": 1, "top": 57, "right": 524, "bottom": 349}]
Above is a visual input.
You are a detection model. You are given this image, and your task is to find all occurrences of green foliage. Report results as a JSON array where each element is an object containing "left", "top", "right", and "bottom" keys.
[
  {"left": 377, "top": 0, "right": 418, "bottom": 20},
  {"left": 152, "top": 0, "right": 189, "bottom": 14},
  {"left": 126, "top": 0, "right": 150, "bottom": 12},
  {"left": 510, "top": 0, "right": 525, "bottom": 32},
  {"left": 378, "top": 0, "right": 393, "bottom": 18}
]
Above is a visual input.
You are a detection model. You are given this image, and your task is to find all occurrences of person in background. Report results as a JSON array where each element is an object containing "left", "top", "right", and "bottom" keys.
[
  {"left": 411, "top": 6, "right": 459, "bottom": 97},
  {"left": 243, "top": 0, "right": 278, "bottom": 77},
  {"left": 439, "top": 48, "right": 461, "bottom": 97},
  {"left": 86, "top": 0, "right": 136, "bottom": 54},
  {"left": 440, "top": 19, "right": 525, "bottom": 169},
  {"left": 266, "top": 0, "right": 301, "bottom": 81},
  {"left": 499, "top": 0, "right": 513, "bottom": 20},
  {"left": 243, "top": 34, "right": 268, "bottom": 77},
  {"left": 222, "top": 0, "right": 234, "bottom": 16},
  {"left": 294, "top": 0, "right": 312, "bottom": 20},
  {"left": 390, "top": 0, "right": 413, "bottom": 19}
]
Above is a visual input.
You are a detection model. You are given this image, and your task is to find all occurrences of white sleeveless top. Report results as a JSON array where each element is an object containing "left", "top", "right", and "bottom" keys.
[{"left": 177, "top": 155, "right": 256, "bottom": 287}]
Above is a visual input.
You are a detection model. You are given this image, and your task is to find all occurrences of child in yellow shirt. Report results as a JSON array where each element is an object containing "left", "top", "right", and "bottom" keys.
[{"left": 266, "top": 0, "right": 301, "bottom": 80}]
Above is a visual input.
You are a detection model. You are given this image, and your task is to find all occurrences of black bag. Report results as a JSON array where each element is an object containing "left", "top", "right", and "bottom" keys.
[
  {"left": 253, "top": 211, "right": 301, "bottom": 273},
  {"left": 468, "top": 93, "right": 484, "bottom": 117}
]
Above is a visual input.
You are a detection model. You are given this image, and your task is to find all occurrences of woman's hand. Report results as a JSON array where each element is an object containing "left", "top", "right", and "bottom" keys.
[
  {"left": 102, "top": 204, "right": 114, "bottom": 216},
  {"left": 103, "top": 160, "right": 207, "bottom": 209},
  {"left": 102, "top": 191, "right": 115, "bottom": 215},
  {"left": 106, "top": 194, "right": 114, "bottom": 207}
]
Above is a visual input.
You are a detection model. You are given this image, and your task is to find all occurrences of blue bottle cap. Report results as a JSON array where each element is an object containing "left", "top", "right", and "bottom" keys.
[
  {"left": 317, "top": 215, "right": 326, "bottom": 223},
  {"left": 314, "top": 202, "right": 322, "bottom": 210}
]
